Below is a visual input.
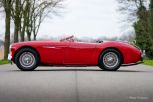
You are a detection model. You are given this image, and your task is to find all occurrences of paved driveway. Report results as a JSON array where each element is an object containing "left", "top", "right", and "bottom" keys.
[{"left": 0, "top": 64, "right": 153, "bottom": 102}]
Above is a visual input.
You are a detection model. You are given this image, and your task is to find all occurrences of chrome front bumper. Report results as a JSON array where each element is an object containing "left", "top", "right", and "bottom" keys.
[
  {"left": 8, "top": 54, "right": 12, "bottom": 61},
  {"left": 8, "top": 54, "right": 13, "bottom": 64}
]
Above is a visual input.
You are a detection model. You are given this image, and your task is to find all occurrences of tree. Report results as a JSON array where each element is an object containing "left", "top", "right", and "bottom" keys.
[
  {"left": 11, "top": 0, "right": 26, "bottom": 42},
  {"left": 11, "top": 0, "right": 64, "bottom": 41},
  {"left": 149, "top": 0, "right": 153, "bottom": 42},
  {"left": 0, "top": 0, "right": 12, "bottom": 60},
  {"left": 27, "top": 0, "right": 64, "bottom": 41},
  {"left": 117, "top": 0, "right": 153, "bottom": 58},
  {"left": 0, "top": 0, "right": 64, "bottom": 59}
]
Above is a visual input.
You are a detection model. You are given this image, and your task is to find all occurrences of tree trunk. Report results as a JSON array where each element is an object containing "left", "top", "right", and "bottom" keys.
[
  {"left": 20, "top": 20, "right": 26, "bottom": 41},
  {"left": 34, "top": 35, "right": 36, "bottom": 40},
  {"left": 14, "top": 24, "right": 19, "bottom": 42},
  {"left": 33, "top": 28, "right": 36, "bottom": 40},
  {"left": 21, "top": 31, "right": 25, "bottom": 42},
  {"left": 27, "top": 32, "right": 31, "bottom": 41},
  {"left": 4, "top": 8, "right": 11, "bottom": 60},
  {"left": 13, "top": 0, "right": 20, "bottom": 43}
]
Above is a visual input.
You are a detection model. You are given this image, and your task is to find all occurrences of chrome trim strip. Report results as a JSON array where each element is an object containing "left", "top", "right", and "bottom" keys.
[{"left": 43, "top": 46, "right": 56, "bottom": 49}]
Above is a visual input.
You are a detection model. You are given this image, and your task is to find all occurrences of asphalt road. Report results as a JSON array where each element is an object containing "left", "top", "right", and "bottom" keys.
[{"left": 0, "top": 64, "right": 153, "bottom": 102}]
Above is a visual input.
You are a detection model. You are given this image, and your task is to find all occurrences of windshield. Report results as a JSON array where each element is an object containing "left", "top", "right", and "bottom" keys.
[
  {"left": 60, "top": 35, "right": 75, "bottom": 42},
  {"left": 59, "top": 35, "right": 103, "bottom": 43}
]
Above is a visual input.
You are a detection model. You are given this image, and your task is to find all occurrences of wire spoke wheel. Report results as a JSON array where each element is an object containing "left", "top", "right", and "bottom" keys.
[
  {"left": 103, "top": 52, "right": 119, "bottom": 68},
  {"left": 19, "top": 52, "right": 36, "bottom": 68},
  {"left": 15, "top": 48, "right": 39, "bottom": 71},
  {"left": 99, "top": 49, "right": 122, "bottom": 71}
]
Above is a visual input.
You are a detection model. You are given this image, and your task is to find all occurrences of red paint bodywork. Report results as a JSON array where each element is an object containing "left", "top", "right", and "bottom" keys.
[{"left": 10, "top": 40, "right": 142, "bottom": 65}]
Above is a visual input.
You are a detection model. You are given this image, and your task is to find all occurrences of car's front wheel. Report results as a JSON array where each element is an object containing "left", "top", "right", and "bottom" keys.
[
  {"left": 98, "top": 49, "right": 122, "bottom": 71},
  {"left": 15, "top": 48, "right": 39, "bottom": 71}
]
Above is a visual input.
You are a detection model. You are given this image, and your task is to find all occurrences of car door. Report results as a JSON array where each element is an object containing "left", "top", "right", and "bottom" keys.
[
  {"left": 64, "top": 42, "right": 97, "bottom": 65},
  {"left": 41, "top": 41, "right": 69, "bottom": 64}
]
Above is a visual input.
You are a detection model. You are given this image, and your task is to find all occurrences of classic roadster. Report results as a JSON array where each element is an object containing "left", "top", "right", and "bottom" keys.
[{"left": 8, "top": 36, "right": 144, "bottom": 71}]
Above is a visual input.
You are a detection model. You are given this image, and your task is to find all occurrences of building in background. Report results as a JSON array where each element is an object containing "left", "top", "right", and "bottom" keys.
[
  {"left": 0, "top": 40, "right": 4, "bottom": 60},
  {"left": 0, "top": 46, "right": 4, "bottom": 60}
]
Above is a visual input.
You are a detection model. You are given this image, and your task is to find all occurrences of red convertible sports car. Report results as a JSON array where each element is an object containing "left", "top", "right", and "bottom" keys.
[{"left": 8, "top": 36, "right": 144, "bottom": 71}]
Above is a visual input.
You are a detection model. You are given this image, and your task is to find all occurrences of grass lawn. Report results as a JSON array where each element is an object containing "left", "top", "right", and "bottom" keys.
[
  {"left": 144, "top": 60, "right": 153, "bottom": 66},
  {"left": 0, "top": 60, "right": 9, "bottom": 65},
  {"left": 0, "top": 59, "right": 152, "bottom": 66}
]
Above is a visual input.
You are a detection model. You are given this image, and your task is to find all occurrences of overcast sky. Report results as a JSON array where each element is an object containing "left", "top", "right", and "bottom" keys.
[{"left": 0, "top": 0, "right": 127, "bottom": 40}]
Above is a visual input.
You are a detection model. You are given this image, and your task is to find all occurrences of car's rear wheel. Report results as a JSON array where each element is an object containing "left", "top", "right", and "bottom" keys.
[
  {"left": 98, "top": 49, "right": 122, "bottom": 71},
  {"left": 15, "top": 48, "right": 39, "bottom": 71}
]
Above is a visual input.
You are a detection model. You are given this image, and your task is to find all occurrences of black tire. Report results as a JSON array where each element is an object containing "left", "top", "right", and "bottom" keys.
[
  {"left": 98, "top": 49, "right": 122, "bottom": 71},
  {"left": 15, "top": 48, "right": 39, "bottom": 71}
]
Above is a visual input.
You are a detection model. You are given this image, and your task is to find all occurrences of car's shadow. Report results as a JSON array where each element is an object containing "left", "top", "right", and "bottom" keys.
[{"left": 11, "top": 69, "right": 146, "bottom": 72}]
